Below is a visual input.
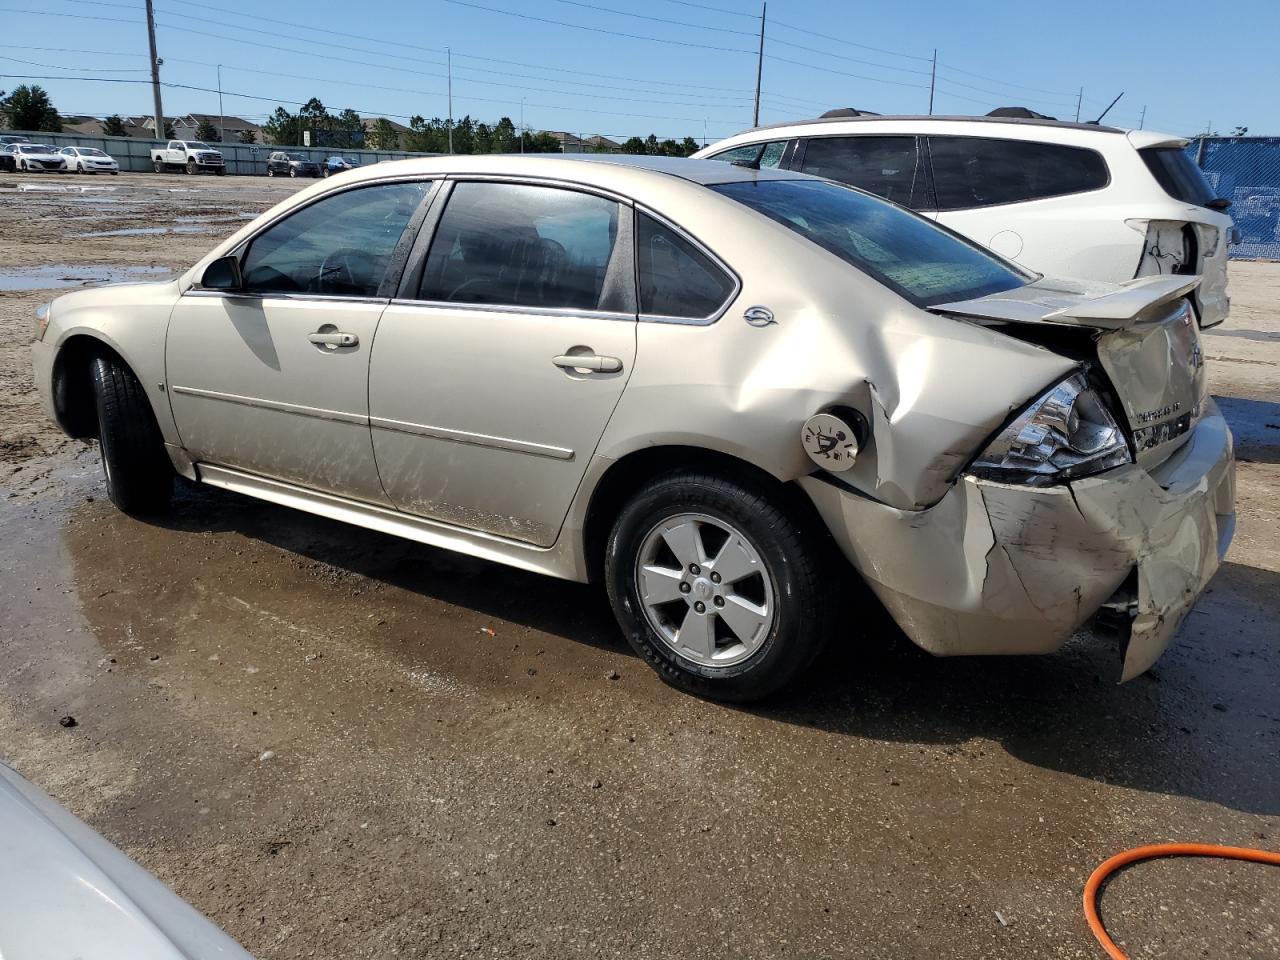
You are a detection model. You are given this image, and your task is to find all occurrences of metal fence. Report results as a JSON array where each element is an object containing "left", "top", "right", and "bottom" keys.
[
  {"left": 1185, "top": 136, "right": 1280, "bottom": 260},
  {"left": 0, "top": 128, "right": 435, "bottom": 176}
]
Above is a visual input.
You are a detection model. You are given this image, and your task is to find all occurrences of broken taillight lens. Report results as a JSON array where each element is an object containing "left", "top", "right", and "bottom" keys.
[{"left": 968, "top": 372, "right": 1131, "bottom": 485}]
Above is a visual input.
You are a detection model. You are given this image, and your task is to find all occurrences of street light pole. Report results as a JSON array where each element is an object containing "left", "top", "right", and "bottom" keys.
[
  {"left": 446, "top": 46, "right": 453, "bottom": 154},
  {"left": 217, "top": 64, "right": 225, "bottom": 144}
]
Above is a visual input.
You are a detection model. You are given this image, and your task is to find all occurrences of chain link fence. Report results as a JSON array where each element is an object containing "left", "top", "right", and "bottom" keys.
[
  {"left": 1185, "top": 136, "right": 1280, "bottom": 260},
  {"left": 0, "top": 128, "right": 435, "bottom": 176}
]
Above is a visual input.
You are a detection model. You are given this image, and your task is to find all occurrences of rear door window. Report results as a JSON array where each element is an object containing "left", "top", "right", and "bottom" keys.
[
  {"left": 797, "top": 136, "right": 930, "bottom": 210},
  {"left": 419, "top": 181, "right": 621, "bottom": 311},
  {"left": 928, "top": 136, "right": 1109, "bottom": 210},
  {"left": 636, "top": 212, "right": 736, "bottom": 320}
]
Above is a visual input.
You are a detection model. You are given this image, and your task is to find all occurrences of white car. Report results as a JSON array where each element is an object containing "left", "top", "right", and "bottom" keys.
[
  {"left": 61, "top": 144, "right": 120, "bottom": 174},
  {"left": 7, "top": 141, "right": 67, "bottom": 172},
  {"left": 694, "top": 114, "right": 1234, "bottom": 328},
  {"left": 0, "top": 761, "right": 253, "bottom": 958}
]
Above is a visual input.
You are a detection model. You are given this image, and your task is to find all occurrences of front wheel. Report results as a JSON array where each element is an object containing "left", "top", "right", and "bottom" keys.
[
  {"left": 186, "top": 158, "right": 197, "bottom": 175},
  {"left": 91, "top": 356, "right": 173, "bottom": 514},
  {"left": 215, "top": 166, "right": 225, "bottom": 176},
  {"left": 289, "top": 168, "right": 297, "bottom": 178},
  {"left": 76, "top": 162, "right": 85, "bottom": 173},
  {"left": 605, "top": 472, "right": 830, "bottom": 702},
  {"left": 267, "top": 166, "right": 275, "bottom": 177}
]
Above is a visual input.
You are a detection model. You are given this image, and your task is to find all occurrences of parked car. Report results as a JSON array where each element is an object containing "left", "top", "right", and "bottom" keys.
[
  {"left": 0, "top": 760, "right": 254, "bottom": 959},
  {"left": 60, "top": 145, "right": 120, "bottom": 174},
  {"left": 694, "top": 113, "right": 1235, "bottom": 328},
  {"left": 322, "top": 155, "right": 360, "bottom": 177},
  {"left": 151, "top": 140, "right": 225, "bottom": 175},
  {"left": 0, "top": 148, "right": 14, "bottom": 173},
  {"left": 267, "top": 151, "right": 321, "bottom": 178},
  {"left": 6, "top": 142, "right": 67, "bottom": 172},
  {"left": 0, "top": 134, "right": 31, "bottom": 145},
  {"left": 30, "top": 155, "right": 1234, "bottom": 701}
]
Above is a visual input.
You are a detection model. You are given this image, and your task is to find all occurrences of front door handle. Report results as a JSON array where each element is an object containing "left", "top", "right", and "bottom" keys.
[
  {"left": 552, "top": 354, "right": 622, "bottom": 373},
  {"left": 309, "top": 331, "right": 359, "bottom": 348}
]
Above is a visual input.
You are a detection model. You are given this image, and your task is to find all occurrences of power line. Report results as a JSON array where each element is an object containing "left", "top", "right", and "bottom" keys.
[
  {"left": 765, "top": 53, "right": 931, "bottom": 90},
  {"left": 0, "top": 53, "right": 147, "bottom": 73},
  {"left": 657, "top": 0, "right": 755, "bottom": 17},
  {"left": 443, "top": 0, "right": 755, "bottom": 54},
  {"left": 546, "top": 0, "right": 755, "bottom": 36},
  {"left": 768, "top": 16, "right": 933, "bottom": 62}
]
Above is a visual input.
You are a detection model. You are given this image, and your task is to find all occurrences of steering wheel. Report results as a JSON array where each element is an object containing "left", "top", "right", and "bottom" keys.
[{"left": 317, "top": 248, "right": 378, "bottom": 294}]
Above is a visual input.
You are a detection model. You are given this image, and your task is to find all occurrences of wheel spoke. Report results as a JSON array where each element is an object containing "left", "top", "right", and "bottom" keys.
[
  {"left": 661, "top": 520, "right": 705, "bottom": 570},
  {"left": 638, "top": 564, "right": 685, "bottom": 605},
  {"left": 676, "top": 606, "right": 716, "bottom": 659},
  {"left": 718, "top": 595, "right": 770, "bottom": 648},
  {"left": 710, "top": 534, "right": 759, "bottom": 585}
]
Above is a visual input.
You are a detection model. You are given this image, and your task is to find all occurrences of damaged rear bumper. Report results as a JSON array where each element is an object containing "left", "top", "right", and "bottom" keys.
[{"left": 800, "top": 399, "right": 1235, "bottom": 680}]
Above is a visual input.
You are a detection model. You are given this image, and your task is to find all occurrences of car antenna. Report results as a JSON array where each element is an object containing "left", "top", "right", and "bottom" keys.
[{"left": 1091, "top": 92, "right": 1124, "bottom": 125}]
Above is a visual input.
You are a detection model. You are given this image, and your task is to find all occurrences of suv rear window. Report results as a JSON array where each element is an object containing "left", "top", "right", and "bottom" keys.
[
  {"left": 713, "top": 178, "right": 1031, "bottom": 307},
  {"left": 797, "top": 136, "right": 929, "bottom": 210},
  {"left": 928, "top": 137, "right": 1109, "bottom": 210},
  {"left": 1140, "top": 147, "right": 1217, "bottom": 207}
]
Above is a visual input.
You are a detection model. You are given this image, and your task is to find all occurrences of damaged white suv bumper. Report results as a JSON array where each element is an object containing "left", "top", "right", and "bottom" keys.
[{"left": 801, "top": 400, "right": 1235, "bottom": 680}]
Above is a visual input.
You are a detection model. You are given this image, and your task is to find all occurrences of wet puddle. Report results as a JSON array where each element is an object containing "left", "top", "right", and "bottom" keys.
[
  {"left": 76, "top": 225, "right": 213, "bottom": 238},
  {"left": 0, "top": 264, "right": 171, "bottom": 291},
  {"left": 4, "top": 183, "right": 118, "bottom": 194}
]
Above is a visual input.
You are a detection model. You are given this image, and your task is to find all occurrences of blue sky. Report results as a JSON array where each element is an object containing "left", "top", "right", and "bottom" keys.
[{"left": 2, "top": 0, "right": 1276, "bottom": 141}]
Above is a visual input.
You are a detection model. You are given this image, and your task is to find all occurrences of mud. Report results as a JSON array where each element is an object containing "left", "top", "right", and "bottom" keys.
[{"left": 1, "top": 170, "right": 1279, "bottom": 958}]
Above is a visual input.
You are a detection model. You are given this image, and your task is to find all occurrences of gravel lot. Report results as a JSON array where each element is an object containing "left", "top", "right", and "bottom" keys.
[{"left": 1, "top": 170, "right": 1277, "bottom": 959}]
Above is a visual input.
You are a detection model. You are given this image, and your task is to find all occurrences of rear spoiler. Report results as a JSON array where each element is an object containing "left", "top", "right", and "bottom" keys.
[{"left": 1044, "top": 275, "right": 1200, "bottom": 328}]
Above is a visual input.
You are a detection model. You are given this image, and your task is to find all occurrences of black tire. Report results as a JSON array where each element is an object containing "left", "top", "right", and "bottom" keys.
[
  {"left": 91, "top": 356, "right": 173, "bottom": 514},
  {"left": 186, "top": 158, "right": 197, "bottom": 175},
  {"left": 322, "top": 167, "right": 330, "bottom": 177},
  {"left": 605, "top": 472, "right": 829, "bottom": 702},
  {"left": 153, "top": 159, "right": 164, "bottom": 173},
  {"left": 215, "top": 166, "right": 225, "bottom": 176},
  {"left": 289, "top": 167, "right": 297, "bottom": 178},
  {"left": 267, "top": 166, "right": 275, "bottom": 177}
]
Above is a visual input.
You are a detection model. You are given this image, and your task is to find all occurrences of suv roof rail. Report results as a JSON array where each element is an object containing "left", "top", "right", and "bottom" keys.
[{"left": 986, "top": 106, "right": 1057, "bottom": 120}]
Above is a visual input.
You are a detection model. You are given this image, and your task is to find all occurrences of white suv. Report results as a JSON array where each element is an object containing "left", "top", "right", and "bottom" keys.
[{"left": 694, "top": 115, "right": 1234, "bottom": 327}]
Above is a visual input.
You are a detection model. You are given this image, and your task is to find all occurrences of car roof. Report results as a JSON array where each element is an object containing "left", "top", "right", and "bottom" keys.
[{"left": 740, "top": 114, "right": 1126, "bottom": 136}]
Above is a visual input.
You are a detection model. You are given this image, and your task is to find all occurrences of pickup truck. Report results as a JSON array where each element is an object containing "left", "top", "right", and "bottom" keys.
[{"left": 150, "top": 140, "right": 225, "bottom": 175}]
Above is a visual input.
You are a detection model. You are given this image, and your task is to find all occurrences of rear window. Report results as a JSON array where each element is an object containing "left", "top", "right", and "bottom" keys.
[
  {"left": 928, "top": 137, "right": 1109, "bottom": 210},
  {"left": 798, "top": 136, "right": 929, "bottom": 210},
  {"left": 712, "top": 178, "right": 1031, "bottom": 307},
  {"left": 1141, "top": 147, "right": 1217, "bottom": 207}
]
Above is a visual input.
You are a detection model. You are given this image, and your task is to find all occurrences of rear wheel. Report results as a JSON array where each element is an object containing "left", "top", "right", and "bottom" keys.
[
  {"left": 267, "top": 166, "right": 275, "bottom": 177},
  {"left": 322, "top": 166, "right": 330, "bottom": 177},
  {"left": 153, "top": 159, "right": 164, "bottom": 173},
  {"left": 289, "top": 167, "right": 297, "bottom": 178},
  {"left": 605, "top": 472, "right": 829, "bottom": 702},
  {"left": 91, "top": 356, "right": 173, "bottom": 514}
]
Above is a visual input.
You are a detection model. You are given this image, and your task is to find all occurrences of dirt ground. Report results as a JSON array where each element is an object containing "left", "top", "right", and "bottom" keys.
[{"left": 1, "top": 171, "right": 1278, "bottom": 959}]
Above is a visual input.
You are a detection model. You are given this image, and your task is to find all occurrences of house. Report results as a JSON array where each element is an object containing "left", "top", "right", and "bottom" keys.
[
  {"left": 542, "top": 131, "right": 621, "bottom": 153},
  {"left": 118, "top": 114, "right": 260, "bottom": 142},
  {"left": 59, "top": 115, "right": 108, "bottom": 136},
  {"left": 360, "top": 117, "right": 414, "bottom": 150}
]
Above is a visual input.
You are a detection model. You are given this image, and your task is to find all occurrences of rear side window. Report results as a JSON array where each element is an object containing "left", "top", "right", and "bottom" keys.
[
  {"left": 419, "top": 182, "right": 620, "bottom": 311},
  {"left": 1141, "top": 147, "right": 1217, "bottom": 207},
  {"left": 636, "top": 212, "right": 736, "bottom": 320},
  {"left": 928, "top": 137, "right": 1109, "bottom": 210},
  {"left": 798, "top": 136, "right": 929, "bottom": 210},
  {"left": 708, "top": 140, "right": 786, "bottom": 169},
  {"left": 713, "top": 178, "right": 1030, "bottom": 307}
]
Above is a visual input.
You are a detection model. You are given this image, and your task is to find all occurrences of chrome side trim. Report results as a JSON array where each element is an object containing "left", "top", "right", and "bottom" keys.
[
  {"left": 170, "top": 385, "right": 367, "bottom": 426},
  {"left": 194, "top": 463, "right": 580, "bottom": 581},
  {"left": 182, "top": 290, "right": 389, "bottom": 305},
  {"left": 385, "top": 298, "right": 634, "bottom": 324},
  {"left": 369, "top": 415, "right": 575, "bottom": 461},
  {"left": 443, "top": 172, "right": 633, "bottom": 206}
]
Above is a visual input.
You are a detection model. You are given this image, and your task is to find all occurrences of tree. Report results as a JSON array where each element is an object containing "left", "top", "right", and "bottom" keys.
[
  {"left": 2, "top": 84, "right": 61, "bottom": 132},
  {"left": 195, "top": 118, "right": 221, "bottom": 142},
  {"left": 238, "top": 128, "right": 257, "bottom": 144},
  {"left": 262, "top": 106, "right": 301, "bottom": 146},
  {"left": 621, "top": 136, "right": 647, "bottom": 154},
  {"left": 680, "top": 136, "right": 700, "bottom": 156},
  {"left": 644, "top": 134, "right": 660, "bottom": 155},
  {"left": 101, "top": 114, "right": 127, "bottom": 137},
  {"left": 332, "top": 108, "right": 364, "bottom": 148},
  {"left": 492, "top": 117, "right": 517, "bottom": 153},
  {"left": 367, "top": 117, "right": 400, "bottom": 150}
]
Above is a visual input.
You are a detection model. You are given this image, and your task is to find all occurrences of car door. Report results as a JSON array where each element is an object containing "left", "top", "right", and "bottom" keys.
[
  {"left": 369, "top": 179, "right": 637, "bottom": 547},
  {"left": 926, "top": 135, "right": 1112, "bottom": 273},
  {"left": 166, "top": 178, "right": 432, "bottom": 504},
  {"left": 794, "top": 135, "right": 936, "bottom": 215}
]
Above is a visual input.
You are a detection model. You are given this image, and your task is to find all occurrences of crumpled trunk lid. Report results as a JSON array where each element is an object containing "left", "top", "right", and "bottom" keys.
[{"left": 933, "top": 275, "right": 1209, "bottom": 472}]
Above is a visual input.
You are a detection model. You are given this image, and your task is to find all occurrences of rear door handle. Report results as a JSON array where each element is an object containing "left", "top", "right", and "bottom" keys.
[
  {"left": 552, "top": 354, "right": 622, "bottom": 373},
  {"left": 309, "top": 331, "right": 359, "bottom": 347}
]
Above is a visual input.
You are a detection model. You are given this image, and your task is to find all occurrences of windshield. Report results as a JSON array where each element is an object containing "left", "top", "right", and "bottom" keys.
[
  {"left": 712, "top": 178, "right": 1032, "bottom": 306},
  {"left": 79, "top": 148, "right": 108, "bottom": 157},
  {"left": 1141, "top": 147, "right": 1219, "bottom": 207},
  {"left": 20, "top": 144, "right": 56, "bottom": 153}
]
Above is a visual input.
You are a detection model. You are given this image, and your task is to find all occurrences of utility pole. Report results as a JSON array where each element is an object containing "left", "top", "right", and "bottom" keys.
[
  {"left": 216, "top": 63, "right": 225, "bottom": 144},
  {"left": 751, "top": 2, "right": 766, "bottom": 127},
  {"left": 144, "top": 0, "right": 165, "bottom": 140},
  {"left": 446, "top": 46, "right": 453, "bottom": 154},
  {"left": 1074, "top": 86, "right": 1083, "bottom": 122},
  {"left": 520, "top": 97, "right": 525, "bottom": 153},
  {"left": 703, "top": 118, "right": 707, "bottom": 147},
  {"left": 1138, "top": 104, "right": 1146, "bottom": 130},
  {"left": 928, "top": 49, "right": 936, "bottom": 115}
]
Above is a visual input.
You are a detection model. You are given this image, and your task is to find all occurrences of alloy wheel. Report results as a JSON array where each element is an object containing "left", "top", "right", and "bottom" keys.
[{"left": 635, "top": 512, "right": 775, "bottom": 668}]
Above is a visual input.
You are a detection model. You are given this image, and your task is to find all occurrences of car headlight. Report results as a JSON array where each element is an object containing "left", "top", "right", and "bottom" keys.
[
  {"left": 968, "top": 372, "right": 1130, "bottom": 485},
  {"left": 34, "top": 302, "right": 51, "bottom": 341}
]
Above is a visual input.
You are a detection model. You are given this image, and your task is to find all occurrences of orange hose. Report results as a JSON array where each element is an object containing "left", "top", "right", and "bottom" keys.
[{"left": 1084, "top": 843, "right": 1280, "bottom": 959}]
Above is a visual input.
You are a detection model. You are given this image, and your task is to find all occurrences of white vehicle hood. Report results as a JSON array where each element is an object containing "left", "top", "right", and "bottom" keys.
[{"left": 0, "top": 762, "right": 253, "bottom": 960}]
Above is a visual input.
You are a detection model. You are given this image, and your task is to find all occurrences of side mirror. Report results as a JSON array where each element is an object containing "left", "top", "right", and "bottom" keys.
[{"left": 201, "top": 255, "right": 243, "bottom": 291}]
